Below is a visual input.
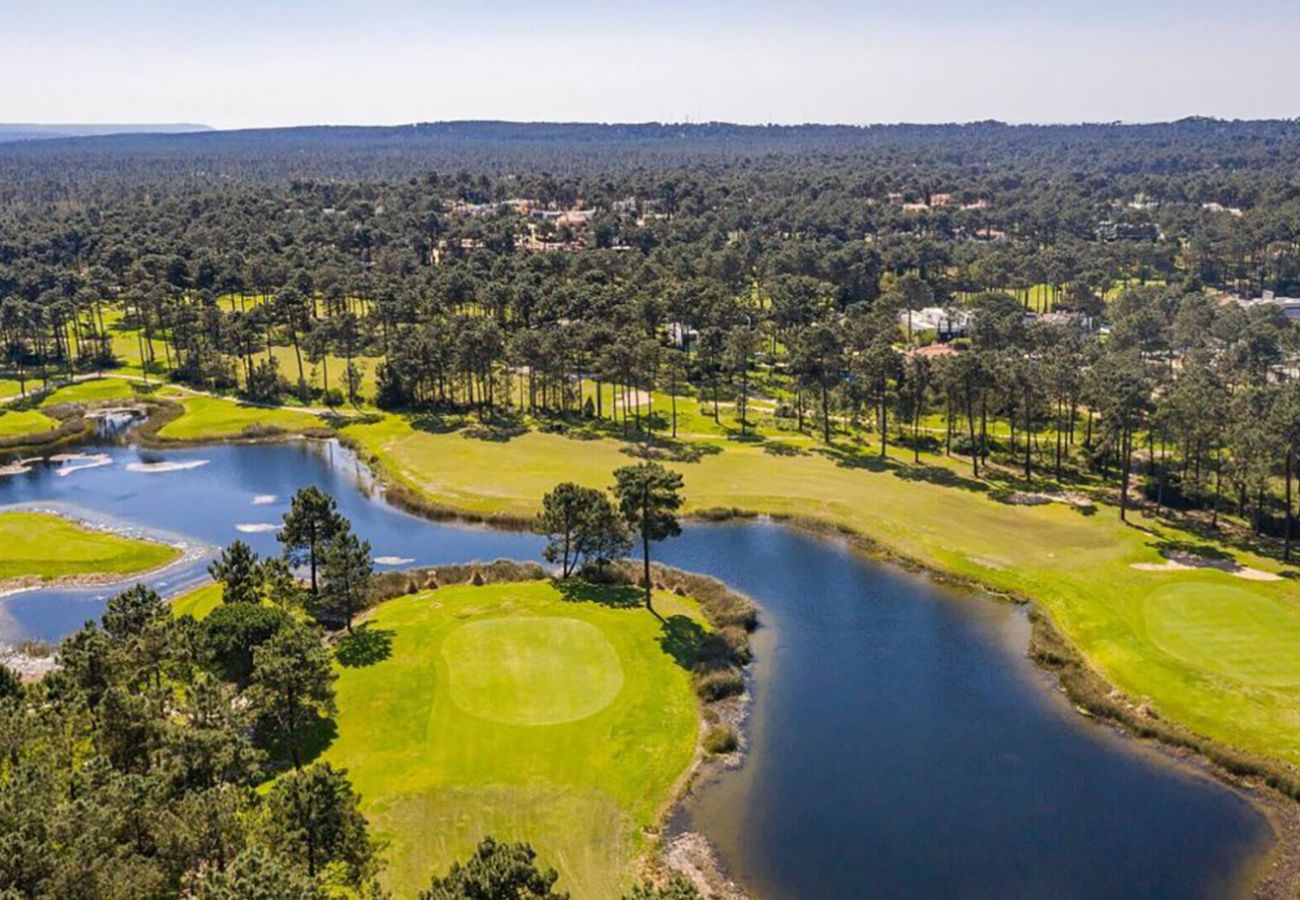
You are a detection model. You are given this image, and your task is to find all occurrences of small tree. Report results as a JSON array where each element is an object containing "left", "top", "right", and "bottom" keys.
[
  {"left": 612, "top": 462, "right": 684, "bottom": 615},
  {"left": 262, "top": 763, "right": 374, "bottom": 885},
  {"left": 203, "top": 602, "right": 294, "bottom": 683},
  {"left": 279, "top": 487, "right": 343, "bottom": 595},
  {"left": 316, "top": 526, "right": 374, "bottom": 634},
  {"left": 535, "top": 483, "right": 630, "bottom": 577},
  {"left": 208, "top": 540, "right": 262, "bottom": 605},
  {"left": 419, "top": 837, "right": 566, "bottom": 900},
  {"left": 247, "top": 623, "right": 336, "bottom": 769}
]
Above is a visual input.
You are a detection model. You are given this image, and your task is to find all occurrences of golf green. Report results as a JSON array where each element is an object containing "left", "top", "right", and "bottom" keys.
[{"left": 442, "top": 617, "right": 625, "bottom": 725}]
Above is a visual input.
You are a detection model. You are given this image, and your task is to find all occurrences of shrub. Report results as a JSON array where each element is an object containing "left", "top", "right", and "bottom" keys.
[
  {"left": 702, "top": 725, "right": 738, "bottom": 754},
  {"left": 695, "top": 667, "right": 744, "bottom": 701}
]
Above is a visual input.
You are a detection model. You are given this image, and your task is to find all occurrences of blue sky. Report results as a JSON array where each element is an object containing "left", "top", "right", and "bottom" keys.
[{"left": 4, "top": 0, "right": 1299, "bottom": 128}]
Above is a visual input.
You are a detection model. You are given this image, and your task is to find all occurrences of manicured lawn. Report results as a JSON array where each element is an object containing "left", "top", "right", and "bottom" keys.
[
  {"left": 170, "top": 582, "right": 223, "bottom": 619},
  {"left": 0, "top": 511, "right": 180, "bottom": 583},
  {"left": 157, "top": 394, "right": 326, "bottom": 441},
  {"left": 40, "top": 378, "right": 139, "bottom": 407},
  {"left": 323, "top": 581, "right": 703, "bottom": 898},
  {"left": 343, "top": 413, "right": 1300, "bottom": 770},
  {"left": 0, "top": 408, "right": 60, "bottom": 439}
]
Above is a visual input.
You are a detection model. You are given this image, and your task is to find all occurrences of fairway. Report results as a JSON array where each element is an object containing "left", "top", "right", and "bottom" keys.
[
  {"left": 343, "top": 413, "right": 1300, "bottom": 770},
  {"left": 323, "top": 580, "right": 704, "bottom": 898},
  {"left": 156, "top": 394, "right": 327, "bottom": 440},
  {"left": 0, "top": 510, "right": 180, "bottom": 584}
]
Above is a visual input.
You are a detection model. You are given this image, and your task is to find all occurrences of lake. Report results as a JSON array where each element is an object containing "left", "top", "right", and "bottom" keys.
[{"left": 0, "top": 438, "right": 1272, "bottom": 897}]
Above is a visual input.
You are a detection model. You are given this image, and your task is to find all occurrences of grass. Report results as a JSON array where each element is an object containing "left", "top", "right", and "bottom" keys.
[
  {"left": 39, "top": 378, "right": 139, "bottom": 407},
  {"left": 343, "top": 412, "right": 1300, "bottom": 772},
  {"left": 0, "top": 408, "right": 60, "bottom": 439},
  {"left": 170, "top": 582, "right": 223, "bottom": 619},
  {"left": 322, "top": 580, "right": 704, "bottom": 898},
  {"left": 155, "top": 394, "right": 327, "bottom": 441},
  {"left": 0, "top": 511, "right": 180, "bottom": 583}
]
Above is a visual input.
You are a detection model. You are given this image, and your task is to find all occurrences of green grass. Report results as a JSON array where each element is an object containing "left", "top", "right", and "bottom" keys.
[
  {"left": 0, "top": 408, "right": 60, "bottom": 439},
  {"left": 322, "top": 581, "right": 703, "bottom": 898},
  {"left": 170, "top": 582, "right": 223, "bottom": 619},
  {"left": 156, "top": 394, "right": 327, "bottom": 441},
  {"left": 343, "top": 412, "right": 1300, "bottom": 771},
  {"left": 0, "top": 511, "right": 180, "bottom": 583},
  {"left": 40, "top": 378, "right": 139, "bottom": 407}
]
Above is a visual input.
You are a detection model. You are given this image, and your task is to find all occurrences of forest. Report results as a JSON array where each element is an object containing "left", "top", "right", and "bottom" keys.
[{"left": 6, "top": 119, "right": 1300, "bottom": 896}]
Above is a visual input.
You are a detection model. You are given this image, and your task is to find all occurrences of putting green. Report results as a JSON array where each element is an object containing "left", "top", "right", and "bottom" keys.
[
  {"left": 443, "top": 617, "right": 624, "bottom": 725},
  {"left": 1145, "top": 583, "right": 1300, "bottom": 688}
]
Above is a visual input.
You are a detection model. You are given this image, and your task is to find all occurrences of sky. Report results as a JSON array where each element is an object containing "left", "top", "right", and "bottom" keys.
[{"left": 3, "top": 0, "right": 1299, "bottom": 129}]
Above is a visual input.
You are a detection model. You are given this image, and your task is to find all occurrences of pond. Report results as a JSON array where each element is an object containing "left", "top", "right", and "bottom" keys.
[{"left": 0, "top": 438, "right": 1272, "bottom": 898}]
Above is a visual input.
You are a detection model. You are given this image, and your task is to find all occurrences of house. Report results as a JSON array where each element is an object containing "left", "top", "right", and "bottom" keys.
[
  {"left": 668, "top": 321, "right": 699, "bottom": 349},
  {"left": 555, "top": 209, "right": 597, "bottom": 228},
  {"left": 900, "top": 306, "right": 973, "bottom": 339},
  {"left": 1239, "top": 291, "right": 1300, "bottom": 320},
  {"left": 1096, "top": 220, "right": 1159, "bottom": 242},
  {"left": 611, "top": 197, "right": 639, "bottom": 214},
  {"left": 902, "top": 202, "right": 929, "bottom": 214},
  {"left": 928, "top": 193, "right": 953, "bottom": 207},
  {"left": 1202, "top": 202, "right": 1244, "bottom": 217}
]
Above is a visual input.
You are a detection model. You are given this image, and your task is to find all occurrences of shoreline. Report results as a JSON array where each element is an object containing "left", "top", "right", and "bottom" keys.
[
  {"left": 8, "top": 415, "right": 1295, "bottom": 895},
  {"left": 334, "top": 436, "right": 1300, "bottom": 898}
]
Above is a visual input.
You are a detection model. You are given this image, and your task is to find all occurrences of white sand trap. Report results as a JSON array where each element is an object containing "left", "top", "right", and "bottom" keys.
[
  {"left": 126, "top": 460, "right": 209, "bottom": 474},
  {"left": 235, "top": 523, "right": 279, "bottom": 534},
  {"left": 1132, "top": 552, "right": 1281, "bottom": 582},
  {"left": 252, "top": 494, "right": 278, "bottom": 505},
  {"left": 56, "top": 453, "right": 113, "bottom": 477},
  {"left": 375, "top": 556, "right": 415, "bottom": 566}
]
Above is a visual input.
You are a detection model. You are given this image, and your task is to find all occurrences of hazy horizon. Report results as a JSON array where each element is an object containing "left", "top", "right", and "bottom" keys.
[{"left": 6, "top": 0, "right": 1300, "bottom": 129}]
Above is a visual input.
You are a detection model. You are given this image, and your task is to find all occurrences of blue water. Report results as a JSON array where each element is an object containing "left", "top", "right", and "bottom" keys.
[{"left": 0, "top": 438, "right": 1272, "bottom": 897}]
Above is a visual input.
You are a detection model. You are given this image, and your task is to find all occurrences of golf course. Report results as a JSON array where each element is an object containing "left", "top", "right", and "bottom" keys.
[
  {"left": 0, "top": 509, "right": 180, "bottom": 586},
  {"left": 322, "top": 580, "right": 705, "bottom": 897},
  {"left": 335, "top": 411, "right": 1300, "bottom": 775}
]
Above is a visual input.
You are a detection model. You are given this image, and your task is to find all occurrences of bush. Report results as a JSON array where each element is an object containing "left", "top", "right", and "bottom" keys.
[
  {"left": 695, "top": 667, "right": 744, "bottom": 701},
  {"left": 702, "top": 725, "right": 738, "bottom": 754}
]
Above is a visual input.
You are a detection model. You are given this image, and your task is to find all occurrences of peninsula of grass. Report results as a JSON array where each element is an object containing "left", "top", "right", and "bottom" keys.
[
  {"left": 341, "top": 412, "right": 1300, "bottom": 775},
  {"left": 0, "top": 510, "right": 180, "bottom": 586},
  {"left": 153, "top": 394, "right": 328, "bottom": 442},
  {"left": 322, "top": 580, "right": 704, "bottom": 898},
  {"left": 0, "top": 408, "right": 61, "bottom": 440}
]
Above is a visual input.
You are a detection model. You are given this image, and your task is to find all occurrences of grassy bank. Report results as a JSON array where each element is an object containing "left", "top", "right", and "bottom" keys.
[
  {"left": 322, "top": 580, "right": 705, "bottom": 898},
  {"left": 0, "top": 510, "right": 180, "bottom": 585},
  {"left": 339, "top": 412, "right": 1300, "bottom": 775}
]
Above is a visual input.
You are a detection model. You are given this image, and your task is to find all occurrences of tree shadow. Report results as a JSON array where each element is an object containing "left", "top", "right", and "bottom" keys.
[
  {"left": 658, "top": 614, "right": 705, "bottom": 670},
  {"left": 335, "top": 624, "right": 395, "bottom": 668},
  {"left": 893, "top": 463, "right": 989, "bottom": 494},
  {"left": 816, "top": 445, "right": 893, "bottom": 472},
  {"left": 1153, "top": 539, "right": 1235, "bottom": 562},
  {"left": 762, "top": 441, "right": 806, "bottom": 457},
  {"left": 409, "top": 412, "right": 466, "bottom": 434},
  {"left": 553, "top": 578, "right": 643, "bottom": 609},
  {"left": 619, "top": 440, "right": 721, "bottom": 463},
  {"left": 260, "top": 714, "right": 339, "bottom": 771}
]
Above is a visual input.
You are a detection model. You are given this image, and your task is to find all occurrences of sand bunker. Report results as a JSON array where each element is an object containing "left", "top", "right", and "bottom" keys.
[
  {"left": 1132, "top": 552, "right": 1281, "bottom": 582},
  {"left": 125, "top": 460, "right": 209, "bottom": 474}
]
